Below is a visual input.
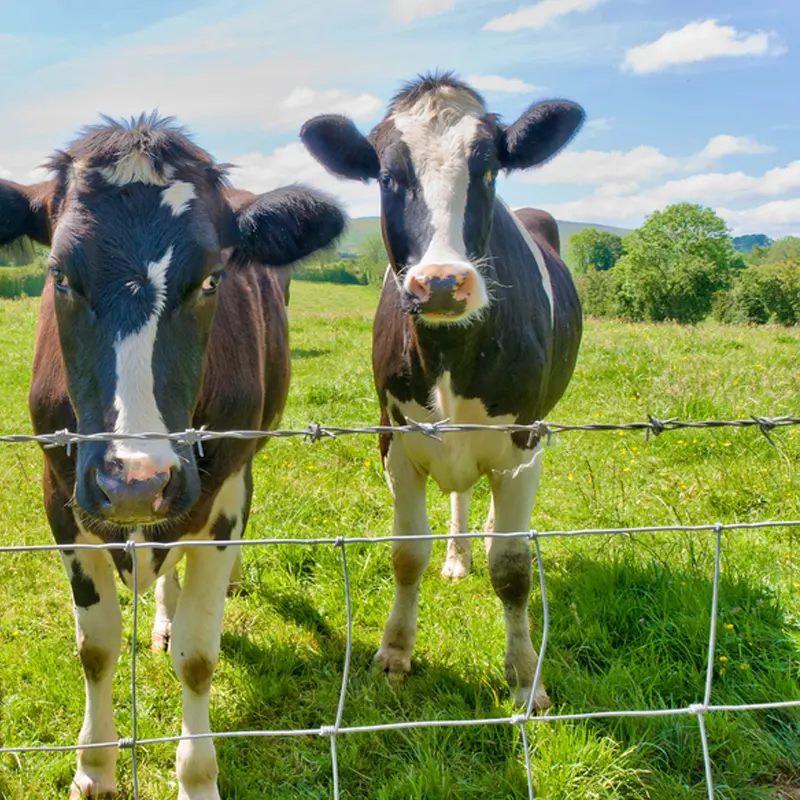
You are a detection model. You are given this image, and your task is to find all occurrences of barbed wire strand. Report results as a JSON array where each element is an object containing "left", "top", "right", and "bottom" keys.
[
  {"left": 3, "top": 418, "right": 800, "bottom": 796},
  {"left": 1, "top": 414, "right": 799, "bottom": 452}
]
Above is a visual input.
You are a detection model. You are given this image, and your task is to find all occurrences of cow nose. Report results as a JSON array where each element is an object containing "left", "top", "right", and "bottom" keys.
[
  {"left": 95, "top": 467, "right": 172, "bottom": 523},
  {"left": 406, "top": 264, "right": 478, "bottom": 317}
]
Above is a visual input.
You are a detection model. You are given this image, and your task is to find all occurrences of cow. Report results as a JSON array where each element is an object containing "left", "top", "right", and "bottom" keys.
[
  {"left": 0, "top": 114, "right": 345, "bottom": 799},
  {"left": 300, "top": 73, "right": 583, "bottom": 710}
]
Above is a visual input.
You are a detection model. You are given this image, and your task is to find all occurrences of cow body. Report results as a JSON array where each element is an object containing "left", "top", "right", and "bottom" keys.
[
  {"left": 1, "top": 116, "right": 345, "bottom": 799},
  {"left": 302, "top": 73, "right": 583, "bottom": 708}
]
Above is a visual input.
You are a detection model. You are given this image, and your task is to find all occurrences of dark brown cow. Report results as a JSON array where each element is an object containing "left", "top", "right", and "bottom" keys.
[
  {"left": 0, "top": 115, "right": 345, "bottom": 799},
  {"left": 514, "top": 206, "right": 561, "bottom": 254},
  {"left": 301, "top": 73, "right": 583, "bottom": 710}
]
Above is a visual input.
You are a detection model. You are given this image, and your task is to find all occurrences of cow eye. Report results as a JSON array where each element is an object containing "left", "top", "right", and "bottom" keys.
[
  {"left": 379, "top": 173, "right": 396, "bottom": 191},
  {"left": 201, "top": 270, "right": 224, "bottom": 295},
  {"left": 50, "top": 267, "right": 70, "bottom": 293}
]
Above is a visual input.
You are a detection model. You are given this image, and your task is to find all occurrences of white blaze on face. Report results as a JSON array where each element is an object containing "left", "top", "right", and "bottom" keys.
[
  {"left": 161, "top": 181, "right": 196, "bottom": 216},
  {"left": 392, "top": 90, "right": 489, "bottom": 317},
  {"left": 112, "top": 246, "right": 178, "bottom": 475}
]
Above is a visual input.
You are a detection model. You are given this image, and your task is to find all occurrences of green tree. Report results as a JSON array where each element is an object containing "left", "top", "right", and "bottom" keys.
[
  {"left": 749, "top": 236, "right": 800, "bottom": 266},
  {"left": 356, "top": 232, "right": 389, "bottom": 284},
  {"left": 611, "top": 203, "right": 740, "bottom": 324},
  {"left": 569, "top": 228, "right": 625, "bottom": 274}
]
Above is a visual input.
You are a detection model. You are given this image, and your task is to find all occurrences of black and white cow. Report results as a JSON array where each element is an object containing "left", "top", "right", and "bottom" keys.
[
  {"left": 301, "top": 73, "right": 583, "bottom": 709},
  {"left": 0, "top": 114, "right": 345, "bottom": 799}
]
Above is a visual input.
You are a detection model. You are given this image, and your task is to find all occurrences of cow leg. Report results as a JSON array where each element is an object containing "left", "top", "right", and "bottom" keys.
[
  {"left": 63, "top": 549, "right": 122, "bottom": 799},
  {"left": 171, "top": 542, "right": 239, "bottom": 800},
  {"left": 486, "top": 447, "right": 550, "bottom": 710},
  {"left": 375, "top": 442, "right": 431, "bottom": 676},
  {"left": 151, "top": 569, "right": 181, "bottom": 653},
  {"left": 441, "top": 490, "right": 472, "bottom": 580}
]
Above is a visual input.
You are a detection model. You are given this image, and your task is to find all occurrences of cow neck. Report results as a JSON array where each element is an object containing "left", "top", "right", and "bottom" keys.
[{"left": 409, "top": 312, "right": 487, "bottom": 388}]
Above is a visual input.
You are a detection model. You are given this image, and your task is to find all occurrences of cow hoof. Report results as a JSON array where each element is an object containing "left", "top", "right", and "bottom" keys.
[
  {"left": 513, "top": 685, "right": 551, "bottom": 712},
  {"left": 441, "top": 555, "right": 471, "bottom": 580},
  {"left": 150, "top": 629, "right": 171, "bottom": 653},
  {"left": 374, "top": 646, "right": 412, "bottom": 677},
  {"left": 69, "top": 774, "right": 118, "bottom": 799}
]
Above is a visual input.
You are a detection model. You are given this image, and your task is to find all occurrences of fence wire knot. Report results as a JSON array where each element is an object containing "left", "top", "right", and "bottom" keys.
[
  {"left": 179, "top": 426, "right": 206, "bottom": 457},
  {"left": 118, "top": 737, "right": 135, "bottom": 749},
  {"left": 333, "top": 536, "right": 345, "bottom": 548},
  {"left": 124, "top": 539, "right": 137, "bottom": 553},
  {"left": 319, "top": 725, "right": 337, "bottom": 737},
  {"left": 406, "top": 418, "right": 445, "bottom": 441},
  {"left": 44, "top": 428, "right": 74, "bottom": 456},
  {"left": 646, "top": 415, "right": 666, "bottom": 441},
  {"left": 304, "top": 423, "right": 334, "bottom": 444},
  {"left": 752, "top": 416, "right": 777, "bottom": 446},
  {"left": 689, "top": 703, "right": 707, "bottom": 715},
  {"left": 510, "top": 714, "right": 528, "bottom": 725}
]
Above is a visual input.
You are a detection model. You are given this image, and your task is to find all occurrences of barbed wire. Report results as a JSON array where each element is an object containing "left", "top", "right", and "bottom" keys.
[{"left": 0, "top": 413, "right": 798, "bottom": 455}]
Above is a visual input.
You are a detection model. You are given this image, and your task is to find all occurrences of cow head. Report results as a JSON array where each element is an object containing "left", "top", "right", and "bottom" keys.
[
  {"left": 301, "top": 72, "right": 583, "bottom": 325},
  {"left": 0, "top": 114, "right": 345, "bottom": 527}
]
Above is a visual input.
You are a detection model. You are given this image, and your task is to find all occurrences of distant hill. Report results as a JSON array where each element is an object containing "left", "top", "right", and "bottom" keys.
[
  {"left": 732, "top": 234, "right": 773, "bottom": 253},
  {"left": 339, "top": 216, "right": 632, "bottom": 259}
]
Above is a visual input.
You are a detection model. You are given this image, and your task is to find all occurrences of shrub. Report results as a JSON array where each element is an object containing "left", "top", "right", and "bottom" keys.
[
  {"left": 575, "top": 266, "right": 614, "bottom": 317},
  {"left": 712, "top": 260, "right": 800, "bottom": 326},
  {"left": 0, "top": 264, "right": 47, "bottom": 298},
  {"left": 610, "top": 204, "right": 738, "bottom": 324}
]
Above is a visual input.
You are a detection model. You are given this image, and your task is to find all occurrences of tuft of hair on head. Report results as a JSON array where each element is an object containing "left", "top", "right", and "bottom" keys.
[
  {"left": 45, "top": 112, "right": 229, "bottom": 189},
  {"left": 389, "top": 70, "right": 486, "bottom": 114}
]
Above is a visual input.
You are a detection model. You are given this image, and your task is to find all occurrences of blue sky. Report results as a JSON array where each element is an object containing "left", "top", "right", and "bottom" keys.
[{"left": 1, "top": 0, "right": 797, "bottom": 236}]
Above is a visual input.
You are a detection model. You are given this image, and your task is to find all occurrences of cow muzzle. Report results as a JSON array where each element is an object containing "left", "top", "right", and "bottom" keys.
[
  {"left": 94, "top": 459, "right": 176, "bottom": 525},
  {"left": 403, "top": 264, "right": 486, "bottom": 321}
]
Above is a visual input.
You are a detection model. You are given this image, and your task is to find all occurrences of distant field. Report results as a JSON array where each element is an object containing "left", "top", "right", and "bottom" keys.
[
  {"left": 0, "top": 283, "right": 799, "bottom": 798},
  {"left": 338, "top": 216, "right": 632, "bottom": 266}
]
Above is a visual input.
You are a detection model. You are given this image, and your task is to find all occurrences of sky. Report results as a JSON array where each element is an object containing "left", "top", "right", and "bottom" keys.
[{"left": 0, "top": 0, "right": 797, "bottom": 237}]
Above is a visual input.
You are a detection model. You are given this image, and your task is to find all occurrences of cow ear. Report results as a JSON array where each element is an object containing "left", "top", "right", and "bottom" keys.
[
  {"left": 231, "top": 185, "right": 347, "bottom": 267},
  {"left": 0, "top": 180, "right": 52, "bottom": 246},
  {"left": 498, "top": 101, "right": 584, "bottom": 172},
  {"left": 300, "top": 114, "right": 380, "bottom": 182}
]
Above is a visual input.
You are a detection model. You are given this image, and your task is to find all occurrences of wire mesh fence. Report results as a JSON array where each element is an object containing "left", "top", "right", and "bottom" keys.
[{"left": 1, "top": 416, "right": 799, "bottom": 799}]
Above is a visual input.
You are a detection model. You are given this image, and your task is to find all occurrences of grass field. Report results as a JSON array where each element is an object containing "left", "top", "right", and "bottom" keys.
[{"left": 1, "top": 282, "right": 799, "bottom": 799}]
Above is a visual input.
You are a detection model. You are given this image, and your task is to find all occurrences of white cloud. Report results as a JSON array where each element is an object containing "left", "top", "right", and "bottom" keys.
[
  {"left": 718, "top": 199, "right": 800, "bottom": 237},
  {"left": 695, "top": 134, "right": 774, "bottom": 160},
  {"left": 228, "top": 142, "right": 379, "bottom": 218},
  {"left": 390, "top": 0, "right": 456, "bottom": 24},
  {"left": 484, "top": 0, "right": 605, "bottom": 33},
  {"left": 0, "top": 165, "right": 11, "bottom": 180},
  {"left": 466, "top": 75, "right": 541, "bottom": 94},
  {"left": 539, "top": 160, "right": 800, "bottom": 237},
  {"left": 623, "top": 19, "right": 785, "bottom": 74},
  {"left": 521, "top": 145, "right": 678, "bottom": 185},
  {"left": 281, "top": 88, "right": 383, "bottom": 122},
  {"left": 519, "top": 134, "right": 774, "bottom": 186}
]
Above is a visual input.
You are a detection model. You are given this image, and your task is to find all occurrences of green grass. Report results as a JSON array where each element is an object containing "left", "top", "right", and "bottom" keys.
[{"left": 1, "top": 283, "right": 800, "bottom": 799}]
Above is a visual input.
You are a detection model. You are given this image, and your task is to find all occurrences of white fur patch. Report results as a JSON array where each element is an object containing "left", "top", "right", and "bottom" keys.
[
  {"left": 112, "top": 247, "right": 177, "bottom": 473},
  {"left": 100, "top": 151, "right": 171, "bottom": 187},
  {"left": 161, "top": 181, "right": 196, "bottom": 216},
  {"left": 388, "top": 371, "right": 538, "bottom": 494},
  {"left": 393, "top": 96, "right": 489, "bottom": 317},
  {"left": 500, "top": 198, "right": 554, "bottom": 324}
]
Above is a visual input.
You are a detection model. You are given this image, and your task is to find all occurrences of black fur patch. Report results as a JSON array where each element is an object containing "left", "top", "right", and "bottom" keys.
[{"left": 70, "top": 559, "right": 100, "bottom": 608}]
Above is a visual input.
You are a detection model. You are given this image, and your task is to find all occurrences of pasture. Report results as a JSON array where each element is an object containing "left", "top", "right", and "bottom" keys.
[{"left": 0, "top": 281, "right": 799, "bottom": 798}]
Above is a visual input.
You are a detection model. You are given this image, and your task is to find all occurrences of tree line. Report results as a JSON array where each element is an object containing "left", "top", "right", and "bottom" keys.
[{"left": 570, "top": 203, "right": 800, "bottom": 326}]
